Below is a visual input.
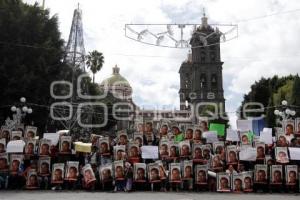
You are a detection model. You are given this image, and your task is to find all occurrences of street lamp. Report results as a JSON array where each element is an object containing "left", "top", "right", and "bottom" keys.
[
  {"left": 10, "top": 97, "right": 33, "bottom": 125},
  {"left": 274, "top": 100, "right": 296, "bottom": 120}
]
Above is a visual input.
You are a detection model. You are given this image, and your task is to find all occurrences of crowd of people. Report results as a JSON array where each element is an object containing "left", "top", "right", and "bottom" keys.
[{"left": 0, "top": 119, "right": 300, "bottom": 193}]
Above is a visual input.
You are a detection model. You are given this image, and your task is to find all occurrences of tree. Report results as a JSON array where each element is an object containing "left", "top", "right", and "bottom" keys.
[{"left": 85, "top": 50, "right": 104, "bottom": 83}]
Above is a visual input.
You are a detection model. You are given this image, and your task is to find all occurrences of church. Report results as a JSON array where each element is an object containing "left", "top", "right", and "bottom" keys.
[{"left": 99, "top": 14, "right": 225, "bottom": 130}]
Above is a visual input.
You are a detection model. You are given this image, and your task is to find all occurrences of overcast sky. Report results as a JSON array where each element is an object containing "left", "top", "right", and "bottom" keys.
[{"left": 24, "top": 0, "right": 300, "bottom": 128}]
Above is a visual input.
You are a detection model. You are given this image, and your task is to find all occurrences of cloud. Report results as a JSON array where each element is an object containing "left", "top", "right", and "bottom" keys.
[{"left": 23, "top": 0, "right": 300, "bottom": 128}]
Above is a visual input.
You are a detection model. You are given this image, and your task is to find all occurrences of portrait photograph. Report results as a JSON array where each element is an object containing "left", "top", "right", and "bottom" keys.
[
  {"left": 192, "top": 143, "right": 203, "bottom": 160},
  {"left": 148, "top": 163, "right": 160, "bottom": 182},
  {"left": 179, "top": 140, "right": 191, "bottom": 157},
  {"left": 38, "top": 156, "right": 50, "bottom": 176},
  {"left": 156, "top": 160, "right": 167, "bottom": 180},
  {"left": 195, "top": 165, "right": 208, "bottom": 184},
  {"left": 133, "top": 132, "right": 143, "bottom": 147},
  {"left": 217, "top": 173, "right": 231, "bottom": 192},
  {"left": 193, "top": 126, "right": 202, "bottom": 141},
  {"left": 275, "top": 147, "right": 289, "bottom": 163},
  {"left": 100, "top": 164, "right": 113, "bottom": 182},
  {"left": 271, "top": 165, "right": 283, "bottom": 184},
  {"left": 114, "top": 160, "right": 124, "bottom": 180},
  {"left": 59, "top": 136, "right": 72, "bottom": 154},
  {"left": 213, "top": 141, "right": 225, "bottom": 155},
  {"left": 254, "top": 164, "right": 268, "bottom": 183},
  {"left": 226, "top": 145, "right": 238, "bottom": 164},
  {"left": 184, "top": 126, "right": 193, "bottom": 140},
  {"left": 232, "top": 173, "right": 243, "bottom": 192},
  {"left": 26, "top": 170, "right": 39, "bottom": 189},
  {"left": 169, "top": 163, "right": 181, "bottom": 182},
  {"left": 39, "top": 139, "right": 51, "bottom": 156},
  {"left": 24, "top": 126, "right": 37, "bottom": 139},
  {"left": 255, "top": 142, "right": 265, "bottom": 160},
  {"left": 83, "top": 164, "right": 96, "bottom": 184},
  {"left": 240, "top": 132, "right": 250, "bottom": 145},
  {"left": 133, "top": 163, "right": 146, "bottom": 182},
  {"left": 159, "top": 139, "right": 169, "bottom": 158},
  {"left": 283, "top": 119, "right": 295, "bottom": 136},
  {"left": 201, "top": 144, "right": 211, "bottom": 160},
  {"left": 98, "top": 137, "right": 110, "bottom": 155},
  {"left": 295, "top": 118, "right": 300, "bottom": 136},
  {"left": 210, "top": 155, "right": 223, "bottom": 170},
  {"left": 168, "top": 142, "right": 178, "bottom": 158},
  {"left": 10, "top": 154, "right": 23, "bottom": 174},
  {"left": 51, "top": 163, "right": 65, "bottom": 183},
  {"left": 114, "top": 145, "right": 126, "bottom": 161},
  {"left": 10, "top": 130, "right": 22, "bottom": 141},
  {"left": 65, "top": 161, "right": 79, "bottom": 181},
  {"left": 0, "top": 127, "right": 11, "bottom": 141},
  {"left": 24, "top": 139, "right": 36, "bottom": 155},
  {"left": 242, "top": 171, "right": 253, "bottom": 192},
  {"left": 0, "top": 138, "right": 6, "bottom": 153},
  {"left": 182, "top": 160, "right": 193, "bottom": 180},
  {"left": 117, "top": 130, "right": 128, "bottom": 145},
  {"left": 128, "top": 142, "right": 140, "bottom": 159},
  {"left": 285, "top": 165, "right": 298, "bottom": 185}
]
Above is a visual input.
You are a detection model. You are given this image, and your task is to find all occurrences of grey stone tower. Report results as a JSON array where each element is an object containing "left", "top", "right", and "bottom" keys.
[{"left": 179, "top": 13, "right": 225, "bottom": 115}]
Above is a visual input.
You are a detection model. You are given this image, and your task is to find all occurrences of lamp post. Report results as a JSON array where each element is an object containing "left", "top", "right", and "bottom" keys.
[
  {"left": 10, "top": 97, "right": 33, "bottom": 125},
  {"left": 274, "top": 100, "right": 296, "bottom": 122}
]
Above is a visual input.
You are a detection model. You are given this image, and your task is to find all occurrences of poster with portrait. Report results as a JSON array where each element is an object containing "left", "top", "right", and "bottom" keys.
[
  {"left": 185, "top": 126, "right": 194, "bottom": 140},
  {"left": 285, "top": 165, "right": 298, "bottom": 185},
  {"left": 254, "top": 164, "right": 268, "bottom": 183},
  {"left": 168, "top": 141, "right": 178, "bottom": 158},
  {"left": 133, "top": 163, "right": 146, "bottom": 182},
  {"left": 117, "top": 130, "right": 128, "bottom": 145},
  {"left": 114, "top": 160, "right": 124, "bottom": 180},
  {"left": 51, "top": 163, "right": 65, "bottom": 183},
  {"left": 59, "top": 136, "right": 72, "bottom": 154},
  {"left": 210, "top": 154, "right": 223, "bottom": 170},
  {"left": 265, "top": 155, "right": 275, "bottom": 165},
  {"left": 38, "top": 156, "right": 50, "bottom": 176},
  {"left": 99, "top": 163, "right": 113, "bottom": 182},
  {"left": 201, "top": 144, "right": 211, "bottom": 160},
  {"left": 193, "top": 126, "right": 202, "bottom": 141},
  {"left": 26, "top": 169, "right": 39, "bottom": 189},
  {"left": 0, "top": 126, "right": 11, "bottom": 141},
  {"left": 179, "top": 140, "right": 191, "bottom": 157},
  {"left": 98, "top": 137, "right": 110, "bottom": 155},
  {"left": 10, "top": 154, "right": 23, "bottom": 174},
  {"left": 182, "top": 160, "right": 193, "bottom": 180},
  {"left": 114, "top": 145, "right": 126, "bottom": 161},
  {"left": 242, "top": 171, "right": 253, "bottom": 192},
  {"left": 65, "top": 161, "right": 79, "bottom": 181},
  {"left": 14, "top": 124, "right": 24, "bottom": 134},
  {"left": 226, "top": 145, "right": 238, "bottom": 164},
  {"left": 192, "top": 143, "right": 203, "bottom": 161},
  {"left": 133, "top": 132, "right": 143, "bottom": 147},
  {"left": 82, "top": 164, "right": 96, "bottom": 184},
  {"left": 148, "top": 163, "right": 160, "bottom": 182},
  {"left": 0, "top": 138, "right": 6, "bottom": 153},
  {"left": 155, "top": 160, "right": 167, "bottom": 180},
  {"left": 128, "top": 142, "right": 140, "bottom": 159},
  {"left": 25, "top": 126, "right": 37, "bottom": 139},
  {"left": 24, "top": 139, "right": 36, "bottom": 155},
  {"left": 159, "top": 139, "right": 169, "bottom": 158},
  {"left": 169, "top": 163, "right": 181, "bottom": 182},
  {"left": 217, "top": 172, "right": 231, "bottom": 192},
  {"left": 232, "top": 173, "right": 243, "bottom": 192},
  {"left": 213, "top": 141, "right": 224, "bottom": 155},
  {"left": 276, "top": 132, "right": 289, "bottom": 146},
  {"left": 0, "top": 153, "right": 8, "bottom": 172},
  {"left": 10, "top": 131, "right": 22, "bottom": 141},
  {"left": 38, "top": 139, "right": 51, "bottom": 156},
  {"left": 271, "top": 165, "right": 283, "bottom": 184},
  {"left": 240, "top": 131, "right": 250, "bottom": 145},
  {"left": 255, "top": 142, "right": 265, "bottom": 160},
  {"left": 283, "top": 119, "right": 295, "bottom": 136},
  {"left": 195, "top": 165, "right": 208, "bottom": 184},
  {"left": 295, "top": 118, "right": 300, "bottom": 136},
  {"left": 275, "top": 147, "right": 289, "bottom": 163}
]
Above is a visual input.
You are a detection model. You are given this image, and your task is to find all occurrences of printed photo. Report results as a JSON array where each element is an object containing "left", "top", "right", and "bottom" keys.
[
  {"left": 0, "top": 153, "right": 8, "bottom": 172},
  {"left": 128, "top": 142, "right": 140, "bottom": 158},
  {"left": 182, "top": 160, "right": 193, "bottom": 180},
  {"left": 25, "top": 126, "right": 37, "bottom": 139},
  {"left": 254, "top": 164, "right": 267, "bottom": 183},
  {"left": 100, "top": 164, "right": 113, "bottom": 182},
  {"left": 24, "top": 139, "right": 36, "bottom": 155},
  {"left": 169, "top": 163, "right": 181, "bottom": 182},
  {"left": 148, "top": 163, "right": 160, "bottom": 182},
  {"left": 26, "top": 170, "right": 39, "bottom": 189},
  {"left": 51, "top": 163, "right": 65, "bottom": 183},
  {"left": 243, "top": 171, "right": 253, "bottom": 192},
  {"left": 271, "top": 165, "right": 283, "bottom": 184},
  {"left": 226, "top": 145, "right": 238, "bottom": 164},
  {"left": 195, "top": 165, "right": 208, "bottom": 184},
  {"left": 0, "top": 138, "right": 6, "bottom": 153},
  {"left": 38, "top": 156, "right": 50, "bottom": 176},
  {"left": 65, "top": 161, "right": 79, "bottom": 181},
  {"left": 59, "top": 136, "right": 72, "bottom": 154},
  {"left": 114, "top": 145, "right": 126, "bottom": 160},
  {"left": 179, "top": 140, "right": 191, "bottom": 157},
  {"left": 114, "top": 160, "right": 124, "bottom": 180},
  {"left": 98, "top": 137, "right": 110, "bottom": 155},
  {"left": 232, "top": 173, "right": 243, "bottom": 192},
  {"left": 217, "top": 173, "right": 231, "bottom": 192},
  {"left": 285, "top": 165, "right": 298, "bottom": 185},
  {"left": 83, "top": 164, "right": 96, "bottom": 184},
  {"left": 134, "top": 163, "right": 146, "bottom": 182},
  {"left": 275, "top": 147, "right": 289, "bottom": 163},
  {"left": 10, "top": 154, "right": 23, "bottom": 174},
  {"left": 133, "top": 132, "right": 143, "bottom": 147},
  {"left": 159, "top": 139, "right": 169, "bottom": 158},
  {"left": 39, "top": 139, "right": 51, "bottom": 156}
]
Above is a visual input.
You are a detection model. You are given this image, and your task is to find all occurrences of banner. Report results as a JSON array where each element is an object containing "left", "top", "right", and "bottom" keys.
[{"left": 141, "top": 146, "right": 158, "bottom": 159}]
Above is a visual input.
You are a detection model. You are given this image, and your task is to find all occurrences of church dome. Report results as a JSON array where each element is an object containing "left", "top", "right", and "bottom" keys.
[{"left": 99, "top": 65, "right": 132, "bottom": 99}]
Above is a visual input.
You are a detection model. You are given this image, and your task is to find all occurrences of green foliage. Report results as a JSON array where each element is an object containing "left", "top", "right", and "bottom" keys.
[{"left": 86, "top": 50, "right": 104, "bottom": 83}]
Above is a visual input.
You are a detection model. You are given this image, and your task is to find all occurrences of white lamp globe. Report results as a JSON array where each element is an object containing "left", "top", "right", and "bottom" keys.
[
  {"left": 22, "top": 106, "right": 28, "bottom": 112},
  {"left": 285, "top": 109, "right": 291, "bottom": 115},
  {"left": 11, "top": 106, "right": 17, "bottom": 112},
  {"left": 281, "top": 100, "right": 288, "bottom": 106},
  {"left": 20, "top": 97, "right": 26, "bottom": 103},
  {"left": 274, "top": 110, "right": 280, "bottom": 115},
  {"left": 291, "top": 110, "right": 296, "bottom": 116},
  {"left": 27, "top": 108, "right": 33, "bottom": 114}
]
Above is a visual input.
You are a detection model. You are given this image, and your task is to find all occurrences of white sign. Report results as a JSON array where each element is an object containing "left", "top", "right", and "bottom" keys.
[
  {"left": 7, "top": 140, "right": 25, "bottom": 153},
  {"left": 239, "top": 147, "right": 257, "bottom": 161},
  {"left": 226, "top": 129, "right": 240, "bottom": 142},
  {"left": 289, "top": 147, "right": 300, "bottom": 160},
  {"left": 237, "top": 120, "right": 253, "bottom": 132},
  {"left": 203, "top": 131, "right": 219, "bottom": 143},
  {"left": 259, "top": 130, "right": 273, "bottom": 144},
  {"left": 43, "top": 133, "right": 59, "bottom": 146},
  {"left": 141, "top": 146, "right": 158, "bottom": 159}
]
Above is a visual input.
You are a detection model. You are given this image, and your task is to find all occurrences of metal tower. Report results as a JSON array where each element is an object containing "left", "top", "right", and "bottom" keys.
[{"left": 65, "top": 4, "right": 86, "bottom": 72}]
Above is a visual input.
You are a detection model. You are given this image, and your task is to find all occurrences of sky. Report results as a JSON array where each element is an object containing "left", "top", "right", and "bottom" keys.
[{"left": 24, "top": 0, "right": 300, "bottom": 128}]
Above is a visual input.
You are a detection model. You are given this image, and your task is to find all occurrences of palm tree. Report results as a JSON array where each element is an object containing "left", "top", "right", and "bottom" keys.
[{"left": 86, "top": 50, "right": 104, "bottom": 83}]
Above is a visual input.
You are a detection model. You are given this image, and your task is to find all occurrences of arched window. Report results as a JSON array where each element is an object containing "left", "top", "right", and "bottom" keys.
[
  {"left": 211, "top": 74, "right": 217, "bottom": 88},
  {"left": 200, "top": 74, "right": 206, "bottom": 88}
]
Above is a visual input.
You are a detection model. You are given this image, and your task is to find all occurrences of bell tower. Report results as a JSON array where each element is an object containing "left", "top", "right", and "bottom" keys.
[{"left": 179, "top": 12, "right": 225, "bottom": 115}]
